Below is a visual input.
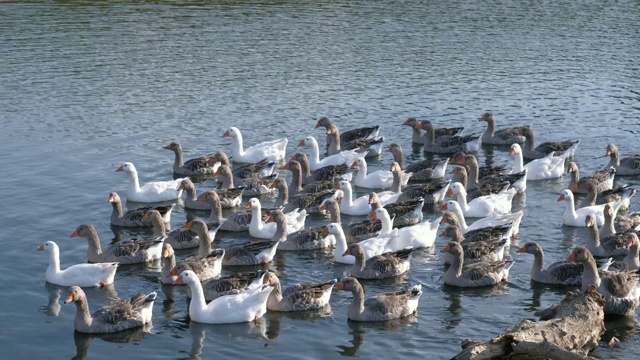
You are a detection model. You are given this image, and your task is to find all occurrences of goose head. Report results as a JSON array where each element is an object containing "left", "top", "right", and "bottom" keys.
[
  {"left": 37, "top": 241, "right": 59, "bottom": 254},
  {"left": 566, "top": 246, "right": 593, "bottom": 264},
  {"left": 606, "top": 143, "right": 618, "bottom": 156},
  {"left": 478, "top": 111, "right": 494, "bottom": 123},
  {"left": 557, "top": 189, "right": 574, "bottom": 203},
  {"left": 517, "top": 242, "right": 542, "bottom": 255},
  {"left": 108, "top": 192, "right": 121, "bottom": 204},
  {"left": 298, "top": 136, "right": 317, "bottom": 148},
  {"left": 174, "top": 270, "right": 198, "bottom": 285},
  {"left": 446, "top": 182, "right": 466, "bottom": 197},
  {"left": 440, "top": 242, "right": 463, "bottom": 255},
  {"left": 223, "top": 127, "right": 240, "bottom": 139},
  {"left": 509, "top": 144, "right": 522, "bottom": 156},
  {"left": 245, "top": 198, "right": 261, "bottom": 210},
  {"left": 64, "top": 286, "right": 85, "bottom": 304},
  {"left": 115, "top": 162, "right": 136, "bottom": 174}
]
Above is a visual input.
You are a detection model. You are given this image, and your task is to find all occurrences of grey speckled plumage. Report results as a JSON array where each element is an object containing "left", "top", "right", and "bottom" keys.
[
  {"left": 197, "top": 271, "right": 265, "bottom": 301},
  {"left": 267, "top": 209, "right": 335, "bottom": 251},
  {"left": 222, "top": 240, "right": 280, "bottom": 266},
  {"left": 203, "top": 189, "right": 252, "bottom": 232},
  {"left": 478, "top": 112, "right": 527, "bottom": 145},
  {"left": 71, "top": 224, "right": 163, "bottom": 264},
  {"left": 441, "top": 242, "right": 514, "bottom": 288},
  {"left": 212, "top": 151, "right": 275, "bottom": 180},
  {"left": 65, "top": 286, "right": 156, "bottom": 333},
  {"left": 585, "top": 214, "right": 629, "bottom": 258},
  {"left": 344, "top": 243, "right": 411, "bottom": 279},
  {"left": 420, "top": 120, "right": 479, "bottom": 154},
  {"left": 387, "top": 143, "right": 448, "bottom": 182},
  {"left": 397, "top": 179, "right": 450, "bottom": 203},
  {"left": 180, "top": 178, "right": 243, "bottom": 210},
  {"left": 606, "top": 143, "right": 640, "bottom": 176},
  {"left": 567, "top": 161, "right": 614, "bottom": 195},
  {"left": 440, "top": 225, "right": 508, "bottom": 265},
  {"left": 264, "top": 271, "right": 336, "bottom": 312},
  {"left": 519, "top": 127, "right": 579, "bottom": 160},
  {"left": 402, "top": 117, "right": 464, "bottom": 145},
  {"left": 292, "top": 152, "right": 351, "bottom": 185},
  {"left": 215, "top": 164, "right": 275, "bottom": 198},
  {"left": 164, "top": 142, "right": 218, "bottom": 176},
  {"left": 109, "top": 192, "right": 173, "bottom": 227},
  {"left": 335, "top": 277, "right": 422, "bottom": 322},
  {"left": 517, "top": 242, "right": 583, "bottom": 286}
]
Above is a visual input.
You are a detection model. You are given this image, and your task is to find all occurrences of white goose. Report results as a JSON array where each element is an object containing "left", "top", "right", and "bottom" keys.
[
  {"left": 245, "top": 198, "right": 307, "bottom": 239},
  {"left": 116, "top": 162, "right": 185, "bottom": 202},
  {"left": 324, "top": 223, "right": 403, "bottom": 265},
  {"left": 334, "top": 181, "right": 371, "bottom": 216},
  {"left": 440, "top": 200, "right": 523, "bottom": 238},
  {"left": 223, "top": 127, "right": 288, "bottom": 164},
  {"left": 298, "top": 136, "right": 360, "bottom": 171},
  {"left": 369, "top": 208, "right": 441, "bottom": 249},
  {"left": 176, "top": 270, "right": 273, "bottom": 324},
  {"left": 509, "top": 143, "right": 576, "bottom": 180},
  {"left": 351, "top": 156, "right": 411, "bottom": 189},
  {"left": 557, "top": 189, "right": 608, "bottom": 227},
  {"left": 38, "top": 241, "right": 118, "bottom": 287},
  {"left": 446, "top": 182, "right": 515, "bottom": 218}
]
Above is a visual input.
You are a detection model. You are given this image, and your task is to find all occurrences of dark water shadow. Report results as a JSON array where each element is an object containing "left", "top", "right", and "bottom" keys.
[
  {"left": 41, "top": 282, "right": 120, "bottom": 318},
  {"left": 72, "top": 323, "right": 151, "bottom": 360},
  {"left": 264, "top": 305, "right": 334, "bottom": 340},
  {"left": 336, "top": 315, "right": 418, "bottom": 357}
]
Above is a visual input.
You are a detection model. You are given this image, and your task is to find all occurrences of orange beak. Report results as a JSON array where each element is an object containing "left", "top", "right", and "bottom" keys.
[
  {"left": 566, "top": 252, "right": 577, "bottom": 262},
  {"left": 70, "top": 230, "right": 79, "bottom": 238},
  {"left": 269, "top": 181, "right": 277, "bottom": 189},
  {"left": 322, "top": 227, "right": 329, "bottom": 236},
  {"left": 169, "top": 268, "right": 178, "bottom": 277},
  {"left": 182, "top": 221, "right": 193, "bottom": 229},
  {"left": 142, "top": 213, "right": 150, "bottom": 221},
  {"left": 446, "top": 189, "right": 453, "bottom": 197},
  {"left": 315, "top": 121, "right": 322, "bottom": 129},
  {"left": 517, "top": 245, "right": 527, "bottom": 253},
  {"left": 509, "top": 148, "right": 515, "bottom": 155},
  {"left": 245, "top": 202, "right": 252, "bottom": 209},
  {"left": 108, "top": 194, "right": 115, "bottom": 203},
  {"left": 197, "top": 193, "right": 207, "bottom": 201},
  {"left": 557, "top": 194, "right": 565, "bottom": 202},
  {"left": 174, "top": 275, "right": 183, "bottom": 284},
  {"left": 441, "top": 204, "right": 448, "bottom": 211},
  {"left": 441, "top": 244, "right": 451, "bottom": 253},
  {"left": 334, "top": 183, "right": 341, "bottom": 190},
  {"left": 335, "top": 281, "right": 345, "bottom": 290},
  {"left": 367, "top": 212, "right": 377, "bottom": 220},
  {"left": 263, "top": 276, "right": 270, "bottom": 285},
  {"left": 115, "top": 165, "right": 124, "bottom": 172},
  {"left": 223, "top": 130, "right": 230, "bottom": 137},
  {"left": 439, "top": 217, "right": 447, "bottom": 224},
  {"left": 298, "top": 140, "right": 305, "bottom": 147},
  {"left": 65, "top": 293, "right": 73, "bottom": 303},
  {"left": 163, "top": 144, "right": 173, "bottom": 149},
  {"left": 37, "top": 245, "right": 44, "bottom": 251},
  {"left": 265, "top": 215, "right": 275, "bottom": 223},
  {"left": 439, "top": 229, "right": 448, "bottom": 237},
  {"left": 351, "top": 161, "right": 358, "bottom": 167},
  {"left": 342, "top": 248, "right": 352, "bottom": 256}
]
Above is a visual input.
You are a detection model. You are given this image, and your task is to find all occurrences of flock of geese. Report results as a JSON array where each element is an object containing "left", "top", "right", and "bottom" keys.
[{"left": 38, "top": 113, "right": 640, "bottom": 336}]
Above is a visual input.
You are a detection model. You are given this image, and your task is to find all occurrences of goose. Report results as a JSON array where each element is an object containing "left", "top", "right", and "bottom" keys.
[
  {"left": 368, "top": 207, "right": 441, "bottom": 249},
  {"left": 223, "top": 126, "right": 287, "bottom": 164},
  {"left": 509, "top": 143, "right": 575, "bottom": 180},
  {"left": 283, "top": 160, "right": 335, "bottom": 197},
  {"left": 324, "top": 223, "right": 403, "bottom": 265},
  {"left": 211, "top": 151, "right": 275, "bottom": 179},
  {"left": 160, "top": 243, "right": 177, "bottom": 285},
  {"left": 517, "top": 242, "right": 583, "bottom": 286},
  {"left": 440, "top": 200, "right": 523, "bottom": 238},
  {"left": 441, "top": 242, "right": 514, "bottom": 287},
  {"left": 143, "top": 209, "right": 221, "bottom": 250},
  {"left": 176, "top": 270, "right": 273, "bottom": 324},
  {"left": 222, "top": 240, "right": 280, "bottom": 266},
  {"left": 116, "top": 162, "right": 185, "bottom": 203},
  {"left": 38, "top": 241, "right": 118, "bottom": 287},
  {"left": 454, "top": 154, "right": 527, "bottom": 193},
  {"left": 368, "top": 194, "right": 425, "bottom": 229},
  {"left": 298, "top": 136, "right": 360, "bottom": 171},
  {"left": 343, "top": 243, "right": 412, "bottom": 279},
  {"left": 64, "top": 286, "right": 156, "bottom": 333},
  {"left": 179, "top": 178, "right": 242, "bottom": 210},
  {"left": 446, "top": 182, "right": 515, "bottom": 218},
  {"left": 70, "top": 224, "right": 163, "bottom": 264},
  {"left": 518, "top": 127, "right": 580, "bottom": 160},
  {"left": 315, "top": 117, "right": 380, "bottom": 146},
  {"left": 197, "top": 271, "right": 267, "bottom": 301},
  {"left": 602, "top": 203, "right": 640, "bottom": 237},
  {"left": 449, "top": 166, "right": 512, "bottom": 200},
  {"left": 271, "top": 177, "right": 336, "bottom": 214},
  {"left": 450, "top": 152, "right": 508, "bottom": 178},
  {"left": 557, "top": 189, "right": 615, "bottom": 227},
  {"left": 263, "top": 271, "right": 336, "bottom": 312},
  {"left": 201, "top": 189, "right": 252, "bottom": 232},
  {"left": 478, "top": 112, "right": 526, "bottom": 145},
  {"left": 335, "top": 277, "right": 422, "bottom": 322},
  {"left": 291, "top": 152, "right": 351, "bottom": 184},
  {"left": 579, "top": 184, "right": 633, "bottom": 211},
  {"left": 622, "top": 234, "right": 640, "bottom": 271},
  {"left": 163, "top": 142, "right": 219, "bottom": 176},
  {"left": 439, "top": 220, "right": 512, "bottom": 245},
  {"left": 605, "top": 143, "right": 640, "bottom": 176},
  {"left": 245, "top": 198, "right": 307, "bottom": 239},
  {"left": 402, "top": 117, "right": 463, "bottom": 145},
  {"left": 326, "top": 124, "right": 384, "bottom": 158},
  {"left": 584, "top": 214, "right": 629, "bottom": 258},
  {"left": 419, "top": 120, "right": 480, "bottom": 154},
  {"left": 334, "top": 181, "right": 372, "bottom": 216},
  {"left": 397, "top": 180, "right": 450, "bottom": 204},
  {"left": 566, "top": 246, "right": 640, "bottom": 315},
  {"left": 266, "top": 209, "right": 335, "bottom": 251},
  {"left": 351, "top": 156, "right": 411, "bottom": 189},
  {"left": 567, "top": 162, "right": 614, "bottom": 194},
  {"left": 320, "top": 198, "right": 382, "bottom": 243},
  {"left": 439, "top": 225, "right": 508, "bottom": 265},
  {"left": 214, "top": 164, "right": 276, "bottom": 198},
  {"left": 108, "top": 192, "right": 173, "bottom": 227},
  {"left": 387, "top": 143, "right": 448, "bottom": 182}
]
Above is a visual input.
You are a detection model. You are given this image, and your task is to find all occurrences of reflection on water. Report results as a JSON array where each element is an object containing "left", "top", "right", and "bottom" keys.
[
  {"left": 521, "top": 281, "right": 574, "bottom": 312},
  {"left": 441, "top": 291, "right": 462, "bottom": 331},
  {"left": 184, "top": 320, "right": 268, "bottom": 360},
  {"left": 41, "top": 283, "right": 121, "bottom": 318},
  {"left": 336, "top": 315, "right": 418, "bottom": 357},
  {"left": 264, "top": 305, "right": 333, "bottom": 340},
  {"left": 602, "top": 315, "right": 639, "bottom": 345},
  {"left": 72, "top": 323, "right": 152, "bottom": 360},
  {"left": 41, "top": 284, "right": 62, "bottom": 317}
]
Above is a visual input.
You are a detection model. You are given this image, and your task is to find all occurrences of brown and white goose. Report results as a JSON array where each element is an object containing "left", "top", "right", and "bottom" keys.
[
  {"left": 454, "top": 154, "right": 527, "bottom": 193},
  {"left": 387, "top": 143, "right": 449, "bottom": 182},
  {"left": 440, "top": 242, "right": 514, "bottom": 287},
  {"left": 222, "top": 240, "right": 280, "bottom": 266},
  {"left": 271, "top": 177, "right": 336, "bottom": 214},
  {"left": 601, "top": 203, "right": 640, "bottom": 238},
  {"left": 606, "top": 143, "right": 640, "bottom": 176},
  {"left": 179, "top": 178, "right": 242, "bottom": 210},
  {"left": 566, "top": 246, "right": 640, "bottom": 315},
  {"left": 201, "top": 189, "right": 252, "bottom": 232},
  {"left": 335, "top": 277, "right": 422, "bottom": 322},
  {"left": 368, "top": 193, "right": 425, "bottom": 228},
  {"left": 70, "top": 224, "right": 163, "bottom": 264},
  {"left": 283, "top": 160, "right": 334, "bottom": 197},
  {"left": 143, "top": 209, "right": 221, "bottom": 250},
  {"left": 450, "top": 152, "right": 508, "bottom": 178},
  {"left": 567, "top": 161, "right": 614, "bottom": 195},
  {"left": 164, "top": 142, "right": 218, "bottom": 176},
  {"left": 478, "top": 112, "right": 526, "bottom": 145},
  {"left": 291, "top": 152, "right": 351, "bottom": 185},
  {"left": 64, "top": 286, "right": 156, "bottom": 333},
  {"left": 449, "top": 166, "right": 511, "bottom": 200},
  {"left": 517, "top": 242, "right": 583, "bottom": 286},
  {"left": 343, "top": 243, "right": 412, "bottom": 279},
  {"left": 211, "top": 151, "right": 275, "bottom": 179},
  {"left": 108, "top": 192, "right": 173, "bottom": 227},
  {"left": 315, "top": 117, "right": 380, "bottom": 147},
  {"left": 326, "top": 124, "right": 384, "bottom": 158},
  {"left": 263, "top": 271, "right": 336, "bottom": 312},
  {"left": 215, "top": 164, "right": 276, "bottom": 197},
  {"left": 320, "top": 199, "right": 382, "bottom": 243},
  {"left": 266, "top": 209, "right": 335, "bottom": 251}
]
